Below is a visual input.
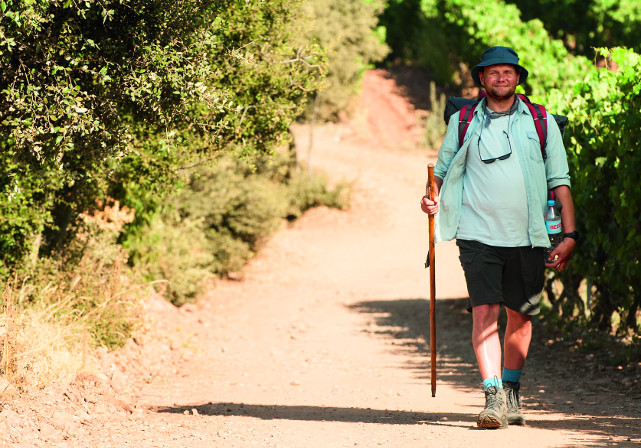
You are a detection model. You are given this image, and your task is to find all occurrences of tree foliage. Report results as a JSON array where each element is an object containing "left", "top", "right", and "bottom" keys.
[
  {"left": 413, "top": 0, "right": 592, "bottom": 95},
  {"left": 546, "top": 48, "right": 641, "bottom": 334},
  {"left": 505, "top": 0, "right": 641, "bottom": 56},
  {"left": 0, "top": 0, "right": 324, "bottom": 274},
  {"left": 303, "top": 0, "right": 389, "bottom": 120},
  {"left": 379, "top": 0, "right": 455, "bottom": 84}
]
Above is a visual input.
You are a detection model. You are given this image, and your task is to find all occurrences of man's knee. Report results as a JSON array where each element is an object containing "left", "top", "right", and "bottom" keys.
[
  {"left": 473, "top": 303, "right": 500, "bottom": 322},
  {"left": 506, "top": 308, "right": 533, "bottom": 336},
  {"left": 506, "top": 308, "right": 532, "bottom": 325}
]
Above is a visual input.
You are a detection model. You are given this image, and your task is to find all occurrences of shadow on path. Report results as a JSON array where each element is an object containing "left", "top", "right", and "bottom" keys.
[
  {"left": 349, "top": 297, "right": 480, "bottom": 393},
  {"left": 349, "top": 297, "right": 641, "bottom": 445},
  {"left": 153, "top": 401, "right": 639, "bottom": 445},
  {"left": 156, "top": 402, "right": 475, "bottom": 428},
  {"left": 151, "top": 297, "right": 640, "bottom": 445}
]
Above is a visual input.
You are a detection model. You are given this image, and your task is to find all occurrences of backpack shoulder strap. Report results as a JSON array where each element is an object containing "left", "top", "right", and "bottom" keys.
[
  {"left": 516, "top": 94, "right": 548, "bottom": 160},
  {"left": 458, "top": 103, "right": 478, "bottom": 148},
  {"left": 524, "top": 101, "right": 548, "bottom": 160}
]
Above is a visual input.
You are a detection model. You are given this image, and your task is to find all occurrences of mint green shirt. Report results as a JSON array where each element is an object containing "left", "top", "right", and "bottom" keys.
[
  {"left": 457, "top": 113, "right": 531, "bottom": 246},
  {"left": 434, "top": 97, "right": 571, "bottom": 248}
]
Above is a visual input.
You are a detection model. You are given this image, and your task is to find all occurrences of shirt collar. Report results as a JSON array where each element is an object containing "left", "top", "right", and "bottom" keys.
[{"left": 475, "top": 96, "right": 531, "bottom": 121}]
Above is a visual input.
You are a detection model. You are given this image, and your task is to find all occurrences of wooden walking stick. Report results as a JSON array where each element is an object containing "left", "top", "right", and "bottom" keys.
[{"left": 427, "top": 163, "right": 437, "bottom": 397}]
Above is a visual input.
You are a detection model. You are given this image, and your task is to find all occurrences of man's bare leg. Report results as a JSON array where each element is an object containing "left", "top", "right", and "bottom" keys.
[
  {"left": 503, "top": 308, "right": 532, "bottom": 370},
  {"left": 472, "top": 303, "right": 507, "bottom": 429},
  {"left": 472, "top": 303, "right": 502, "bottom": 380}
]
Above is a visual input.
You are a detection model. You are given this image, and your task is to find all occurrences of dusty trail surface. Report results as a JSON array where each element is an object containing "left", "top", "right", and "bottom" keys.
[{"left": 2, "top": 69, "right": 640, "bottom": 447}]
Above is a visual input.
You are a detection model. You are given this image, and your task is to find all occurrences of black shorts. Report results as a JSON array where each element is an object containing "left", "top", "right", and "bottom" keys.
[{"left": 457, "top": 239, "right": 545, "bottom": 316}]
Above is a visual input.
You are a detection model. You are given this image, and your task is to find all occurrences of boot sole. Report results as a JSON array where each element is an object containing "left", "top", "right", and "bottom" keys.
[{"left": 477, "top": 414, "right": 508, "bottom": 429}]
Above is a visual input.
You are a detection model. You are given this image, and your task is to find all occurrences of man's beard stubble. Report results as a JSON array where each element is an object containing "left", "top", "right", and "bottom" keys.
[{"left": 485, "top": 85, "right": 516, "bottom": 101}]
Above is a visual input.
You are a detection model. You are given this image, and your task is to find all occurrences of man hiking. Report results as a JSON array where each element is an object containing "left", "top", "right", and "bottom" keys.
[{"left": 420, "top": 46, "right": 578, "bottom": 429}]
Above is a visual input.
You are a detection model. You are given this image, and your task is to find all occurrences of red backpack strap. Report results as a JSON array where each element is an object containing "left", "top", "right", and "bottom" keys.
[
  {"left": 524, "top": 101, "right": 548, "bottom": 160},
  {"left": 458, "top": 103, "right": 478, "bottom": 148}
]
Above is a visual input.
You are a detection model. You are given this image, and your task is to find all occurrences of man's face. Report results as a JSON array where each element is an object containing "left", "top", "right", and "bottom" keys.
[{"left": 479, "top": 64, "right": 520, "bottom": 100}]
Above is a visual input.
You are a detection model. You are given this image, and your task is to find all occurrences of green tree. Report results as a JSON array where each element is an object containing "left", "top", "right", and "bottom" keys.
[
  {"left": 379, "top": 0, "right": 452, "bottom": 82},
  {"left": 546, "top": 48, "right": 641, "bottom": 334},
  {"left": 0, "top": 0, "right": 324, "bottom": 274},
  {"left": 416, "top": 0, "right": 591, "bottom": 94},
  {"left": 506, "top": 0, "right": 641, "bottom": 56},
  {"left": 303, "top": 0, "right": 389, "bottom": 120}
]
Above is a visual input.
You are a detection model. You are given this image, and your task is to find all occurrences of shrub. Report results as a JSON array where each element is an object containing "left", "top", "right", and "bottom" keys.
[
  {"left": 126, "top": 216, "right": 223, "bottom": 307},
  {"left": 285, "top": 171, "right": 350, "bottom": 220},
  {"left": 545, "top": 48, "right": 641, "bottom": 334},
  {"left": 0, "top": 0, "right": 324, "bottom": 275},
  {"left": 126, "top": 152, "right": 349, "bottom": 305},
  {"left": 423, "top": 81, "right": 447, "bottom": 149},
  {"left": 303, "top": 0, "right": 389, "bottom": 120},
  {"left": 0, "top": 204, "right": 142, "bottom": 390}
]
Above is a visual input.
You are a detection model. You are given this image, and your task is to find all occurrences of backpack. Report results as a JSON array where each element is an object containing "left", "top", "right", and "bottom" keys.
[{"left": 443, "top": 92, "right": 568, "bottom": 160}]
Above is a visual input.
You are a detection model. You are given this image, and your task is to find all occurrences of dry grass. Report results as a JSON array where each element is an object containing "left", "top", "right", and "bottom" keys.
[
  {"left": 0, "top": 265, "right": 144, "bottom": 393},
  {"left": 0, "top": 199, "right": 144, "bottom": 393},
  {"left": 1, "top": 279, "right": 86, "bottom": 392}
]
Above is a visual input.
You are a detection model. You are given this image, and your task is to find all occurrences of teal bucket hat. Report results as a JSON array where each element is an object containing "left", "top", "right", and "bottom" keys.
[{"left": 471, "top": 46, "right": 529, "bottom": 86}]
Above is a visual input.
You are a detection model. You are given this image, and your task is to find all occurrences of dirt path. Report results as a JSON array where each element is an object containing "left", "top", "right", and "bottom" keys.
[{"left": 2, "top": 69, "right": 640, "bottom": 447}]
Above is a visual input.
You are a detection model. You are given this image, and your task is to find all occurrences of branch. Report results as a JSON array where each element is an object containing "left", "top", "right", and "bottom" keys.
[{"left": 279, "top": 48, "right": 322, "bottom": 69}]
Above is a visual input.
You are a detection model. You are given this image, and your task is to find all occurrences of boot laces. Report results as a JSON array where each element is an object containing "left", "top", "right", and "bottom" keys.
[
  {"left": 504, "top": 382, "right": 521, "bottom": 410},
  {"left": 484, "top": 386, "right": 503, "bottom": 411}
]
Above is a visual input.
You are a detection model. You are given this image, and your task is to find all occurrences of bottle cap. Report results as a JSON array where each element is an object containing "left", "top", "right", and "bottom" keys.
[{"left": 547, "top": 200, "right": 555, "bottom": 206}]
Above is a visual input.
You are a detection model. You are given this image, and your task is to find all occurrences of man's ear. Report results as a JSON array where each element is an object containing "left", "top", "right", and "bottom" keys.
[{"left": 478, "top": 69, "right": 485, "bottom": 87}]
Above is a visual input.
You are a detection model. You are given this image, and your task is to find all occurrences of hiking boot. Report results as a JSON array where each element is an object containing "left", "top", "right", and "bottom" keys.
[
  {"left": 503, "top": 381, "right": 525, "bottom": 425},
  {"left": 477, "top": 386, "right": 508, "bottom": 429}
]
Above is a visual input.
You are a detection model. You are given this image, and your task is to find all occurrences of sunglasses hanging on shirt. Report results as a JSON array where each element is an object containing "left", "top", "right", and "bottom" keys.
[{"left": 478, "top": 100, "right": 516, "bottom": 164}]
